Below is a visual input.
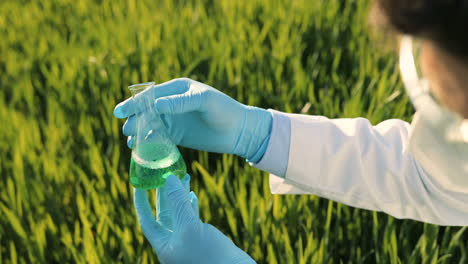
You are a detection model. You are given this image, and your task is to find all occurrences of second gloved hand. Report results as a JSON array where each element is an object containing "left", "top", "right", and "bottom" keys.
[
  {"left": 134, "top": 175, "right": 256, "bottom": 264},
  {"left": 114, "top": 78, "right": 272, "bottom": 162}
]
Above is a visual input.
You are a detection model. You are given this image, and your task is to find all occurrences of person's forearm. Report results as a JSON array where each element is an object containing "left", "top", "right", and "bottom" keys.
[
  {"left": 250, "top": 110, "right": 291, "bottom": 177},
  {"left": 255, "top": 112, "right": 468, "bottom": 225}
]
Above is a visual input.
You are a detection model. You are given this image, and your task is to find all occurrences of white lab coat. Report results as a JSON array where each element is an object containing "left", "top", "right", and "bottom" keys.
[{"left": 255, "top": 111, "right": 468, "bottom": 226}]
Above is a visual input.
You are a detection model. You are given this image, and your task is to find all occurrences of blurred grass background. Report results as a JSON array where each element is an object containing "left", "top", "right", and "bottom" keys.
[{"left": 1, "top": 0, "right": 467, "bottom": 263}]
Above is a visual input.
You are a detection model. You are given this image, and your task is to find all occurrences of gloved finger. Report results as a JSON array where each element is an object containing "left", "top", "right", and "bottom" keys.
[
  {"left": 154, "top": 91, "right": 204, "bottom": 115},
  {"left": 122, "top": 115, "right": 136, "bottom": 136},
  {"left": 127, "top": 136, "right": 134, "bottom": 149},
  {"left": 182, "top": 174, "right": 190, "bottom": 191},
  {"left": 134, "top": 188, "right": 169, "bottom": 248},
  {"left": 114, "top": 79, "right": 189, "bottom": 118},
  {"left": 114, "top": 97, "right": 134, "bottom": 119},
  {"left": 165, "top": 175, "right": 198, "bottom": 231},
  {"left": 156, "top": 174, "right": 190, "bottom": 229},
  {"left": 189, "top": 191, "right": 200, "bottom": 219}
]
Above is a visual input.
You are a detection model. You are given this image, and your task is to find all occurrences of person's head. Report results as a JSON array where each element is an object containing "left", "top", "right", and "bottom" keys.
[{"left": 374, "top": 0, "right": 468, "bottom": 118}]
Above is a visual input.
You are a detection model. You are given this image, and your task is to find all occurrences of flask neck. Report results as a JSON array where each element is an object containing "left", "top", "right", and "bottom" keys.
[
  {"left": 128, "top": 82, "right": 155, "bottom": 97},
  {"left": 128, "top": 82, "right": 156, "bottom": 112}
]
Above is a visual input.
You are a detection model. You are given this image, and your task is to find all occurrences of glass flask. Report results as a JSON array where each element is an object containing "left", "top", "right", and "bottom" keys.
[{"left": 128, "top": 82, "right": 187, "bottom": 189}]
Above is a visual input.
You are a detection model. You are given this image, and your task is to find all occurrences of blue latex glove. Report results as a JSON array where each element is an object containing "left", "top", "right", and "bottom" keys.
[
  {"left": 134, "top": 174, "right": 256, "bottom": 264},
  {"left": 114, "top": 78, "right": 272, "bottom": 162}
]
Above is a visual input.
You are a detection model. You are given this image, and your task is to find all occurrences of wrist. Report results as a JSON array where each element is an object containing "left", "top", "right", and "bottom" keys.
[{"left": 233, "top": 106, "right": 272, "bottom": 160}]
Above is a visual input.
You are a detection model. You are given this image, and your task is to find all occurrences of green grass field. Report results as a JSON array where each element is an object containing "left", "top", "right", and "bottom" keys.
[{"left": 1, "top": 0, "right": 467, "bottom": 263}]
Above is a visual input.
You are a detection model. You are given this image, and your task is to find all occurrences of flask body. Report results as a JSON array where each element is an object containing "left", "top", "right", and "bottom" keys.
[{"left": 128, "top": 82, "right": 187, "bottom": 189}]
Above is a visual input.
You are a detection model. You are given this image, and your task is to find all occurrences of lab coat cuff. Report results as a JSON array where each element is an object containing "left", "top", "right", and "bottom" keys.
[{"left": 250, "top": 110, "right": 291, "bottom": 178}]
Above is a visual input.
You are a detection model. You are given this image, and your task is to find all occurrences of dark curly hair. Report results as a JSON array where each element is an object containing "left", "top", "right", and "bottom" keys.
[{"left": 375, "top": 0, "right": 468, "bottom": 59}]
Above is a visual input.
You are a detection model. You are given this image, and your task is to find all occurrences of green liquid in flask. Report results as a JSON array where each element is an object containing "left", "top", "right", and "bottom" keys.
[{"left": 129, "top": 144, "right": 187, "bottom": 189}]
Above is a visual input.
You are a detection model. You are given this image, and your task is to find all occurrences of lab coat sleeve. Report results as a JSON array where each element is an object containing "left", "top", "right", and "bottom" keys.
[{"left": 252, "top": 110, "right": 468, "bottom": 226}]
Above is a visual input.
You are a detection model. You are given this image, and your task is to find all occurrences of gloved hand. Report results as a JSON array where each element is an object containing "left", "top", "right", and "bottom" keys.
[
  {"left": 114, "top": 78, "right": 272, "bottom": 162},
  {"left": 134, "top": 174, "right": 256, "bottom": 264}
]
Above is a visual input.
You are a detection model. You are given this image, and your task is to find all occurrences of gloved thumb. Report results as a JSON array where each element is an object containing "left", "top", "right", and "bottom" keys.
[
  {"left": 189, "top": 191, "right": 200, "bottom": 219},
  {"left": 154, "top": 93, "right": 203, "bottom": 115},
  {"left": 134, "top": 189, "right": 169, "bottom": 249},
  {"left": 165, "top": 175, "right": 199, "bottom": 231}
]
